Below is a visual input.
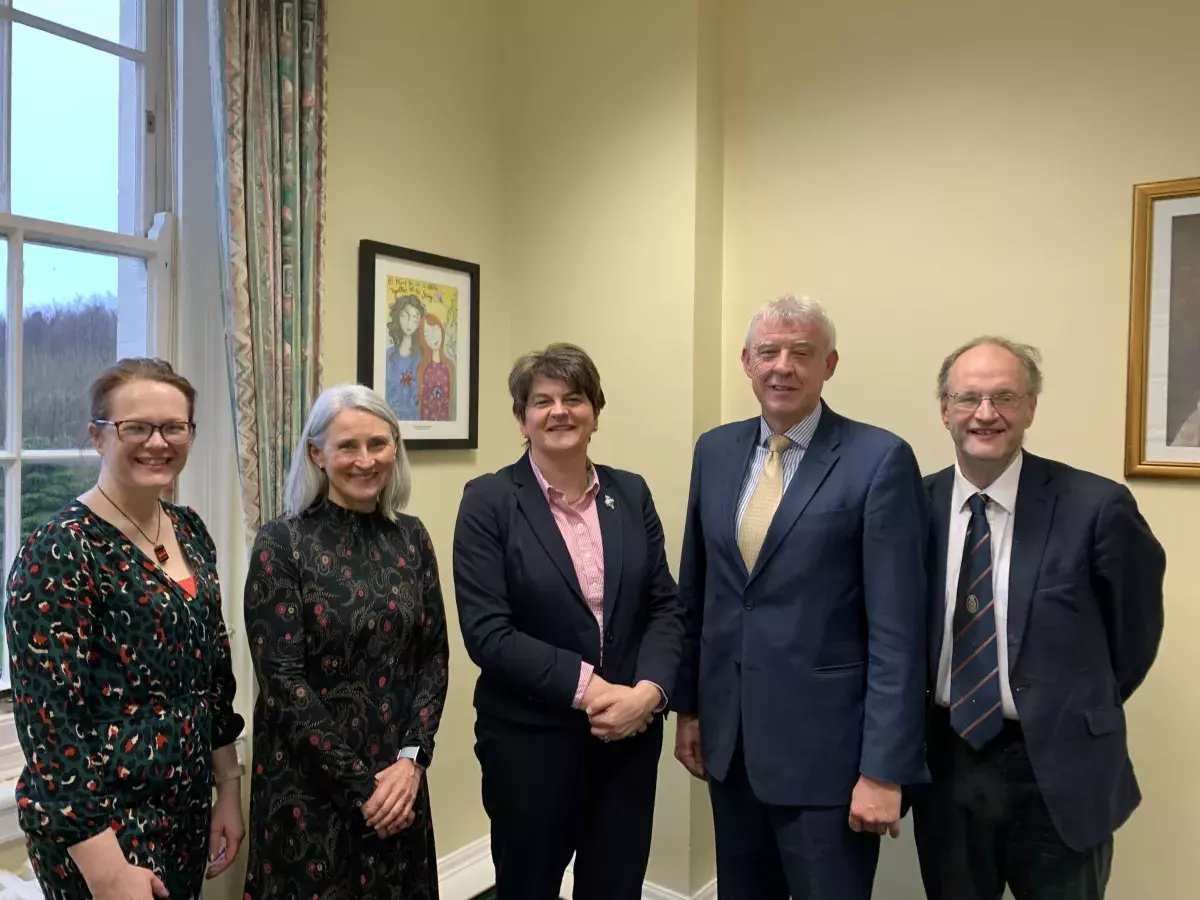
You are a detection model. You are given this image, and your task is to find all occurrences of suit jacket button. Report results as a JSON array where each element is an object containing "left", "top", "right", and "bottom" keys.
[
  {"left": 744, "top": 601, "right": 754, "bottom": 610},
  {"left": 605, "top": 630, "right": 614, "bottom": 642}
]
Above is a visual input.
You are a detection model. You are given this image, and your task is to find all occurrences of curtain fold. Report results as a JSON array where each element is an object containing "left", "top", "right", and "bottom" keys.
[{"left": 210, "top": 0, "right": 327, "bottom": 539}]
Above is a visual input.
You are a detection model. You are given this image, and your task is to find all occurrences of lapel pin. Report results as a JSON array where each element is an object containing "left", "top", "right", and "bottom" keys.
[{"left": 604, "top": 494, "right": 615, "bottom": 509}]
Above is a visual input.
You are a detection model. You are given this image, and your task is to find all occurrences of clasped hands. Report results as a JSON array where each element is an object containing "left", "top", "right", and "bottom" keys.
[
  {"left": 582, "top": 675, "right": 658, "bottom": 741},
  {"left": 361, "top": 757, "right": 422, "bottom": 839}
]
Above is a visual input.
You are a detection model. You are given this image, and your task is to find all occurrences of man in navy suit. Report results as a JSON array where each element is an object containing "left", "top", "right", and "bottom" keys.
[
  {"left": 672, "top": 294, "right": 929, "bottom": 900},
  {"left": 914, "top": 336, "right": 1166, "bottom": 900}
]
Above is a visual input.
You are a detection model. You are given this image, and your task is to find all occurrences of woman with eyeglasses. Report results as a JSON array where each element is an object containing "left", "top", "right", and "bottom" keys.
[
  {"left": 4, "top": 357, "right": 245, "bottom": 900},
  {"left": 242, "top": 384, "right": 449, "bottom": 900}
]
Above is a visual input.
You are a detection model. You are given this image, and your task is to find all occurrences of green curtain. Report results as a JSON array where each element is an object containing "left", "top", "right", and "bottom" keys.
[{"left": 210, "top": 0, "right": 327, "bottom": 538}]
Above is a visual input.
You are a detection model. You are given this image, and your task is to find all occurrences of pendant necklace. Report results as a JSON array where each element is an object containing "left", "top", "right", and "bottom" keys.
[{"left": 95, "top": 484, "right": 169, "bottom": 564}]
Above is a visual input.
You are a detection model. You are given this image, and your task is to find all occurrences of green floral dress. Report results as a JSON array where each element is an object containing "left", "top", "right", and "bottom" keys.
[{"left": 4, "top": 502, "right": 244, "bottom": 900}]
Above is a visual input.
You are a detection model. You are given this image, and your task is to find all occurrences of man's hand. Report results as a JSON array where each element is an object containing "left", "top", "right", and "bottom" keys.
[
  {"left": 586, "top": 681, "right": 657, "bottom": 741},
  {"left": 362, "top": 758, "right": 423, "bottom": 837},
  {"left": 674, "top": 713, "right": 706, "bottom": 780},
  {"left": 848, "top": 775, "right": 902, "bottom": 837}
]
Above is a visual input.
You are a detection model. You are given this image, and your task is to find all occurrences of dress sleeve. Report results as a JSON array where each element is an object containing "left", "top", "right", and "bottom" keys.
[
  {"left": 243, "top": 518, "right": 376, "bottom": 810},
  {"left": 185, "top": 507, "right": 245, "bottom": 750},
  {"left": 400, "top": 519, "right": 450, "bottom": 764},
  {"left": 5, "top": 521, "right": 116, "bottom": 845}
]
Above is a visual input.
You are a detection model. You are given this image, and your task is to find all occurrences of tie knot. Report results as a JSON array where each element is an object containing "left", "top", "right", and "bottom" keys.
[
  {"left": 767, "top": 434, "right": 792, "bottom": 454},
  {"left": 968, "top": 493, "right": 989, "bottom": 516}
]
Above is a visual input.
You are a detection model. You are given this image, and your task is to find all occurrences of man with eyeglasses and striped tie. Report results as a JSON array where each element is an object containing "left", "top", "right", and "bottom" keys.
[
  {"left": 672, "top": 294, "right": 929, "bottom": 900},
  {"left": 914, "top": 336, "right": 1166, "bottom": 900}
]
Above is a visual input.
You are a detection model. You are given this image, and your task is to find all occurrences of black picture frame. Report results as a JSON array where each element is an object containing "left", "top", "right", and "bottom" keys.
[{"left": 357, "top": 239, "right": 480, "bottom": 450}]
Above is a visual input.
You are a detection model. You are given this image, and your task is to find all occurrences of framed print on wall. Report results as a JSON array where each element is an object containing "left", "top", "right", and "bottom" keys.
[
  {"left": 1125, "top": 176, "right": 1200, "bottom": 478},
  {"left": 357, "top": 240, "right": 480, "bottom": 450}
]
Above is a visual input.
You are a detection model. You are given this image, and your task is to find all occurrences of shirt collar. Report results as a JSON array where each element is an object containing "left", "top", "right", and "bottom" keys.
[
  {"left": 952, "top": 450, "right": 1023, "bottom": 515},
  {"left": 758, "top": 403, "right": 823, "bottom": 449},
  {"left": 528, "top": 451, "right": 600, "bottom": 503}
]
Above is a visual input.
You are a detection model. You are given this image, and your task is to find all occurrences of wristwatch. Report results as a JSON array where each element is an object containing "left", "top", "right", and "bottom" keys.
[{"left": 397, "top": 745, "right": 431, "bottom": 769}]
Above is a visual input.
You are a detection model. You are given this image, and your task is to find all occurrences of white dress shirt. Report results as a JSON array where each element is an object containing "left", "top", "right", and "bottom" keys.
[{"left": 935, "top": 451, "right": 1023, "bottom": 720}]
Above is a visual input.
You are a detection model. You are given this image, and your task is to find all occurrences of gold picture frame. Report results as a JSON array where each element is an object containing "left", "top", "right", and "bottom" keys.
[{"left": 1124, "top": 176, "right": 1200, "bottom": 479}]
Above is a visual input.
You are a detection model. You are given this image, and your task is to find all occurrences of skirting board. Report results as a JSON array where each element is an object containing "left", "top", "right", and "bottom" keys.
[{"left": 437, "top": 835, "right": 718, "bottom": 900}]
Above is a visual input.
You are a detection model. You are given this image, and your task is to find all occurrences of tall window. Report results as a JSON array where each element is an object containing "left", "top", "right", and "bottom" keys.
[{"left": 0, "top": 0, "right": 173, "bottom": 695}]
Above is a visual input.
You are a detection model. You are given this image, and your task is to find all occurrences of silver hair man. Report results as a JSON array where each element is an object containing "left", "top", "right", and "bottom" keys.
[{"left": 744, "top": 293, "right": 838, "bottom": 352}]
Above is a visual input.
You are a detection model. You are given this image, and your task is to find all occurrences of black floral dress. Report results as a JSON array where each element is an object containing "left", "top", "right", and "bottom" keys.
[
  {"left": 4, "top": 502, "right": 244, "bottom": 900},
  {"left": 243, "top": 500, "right": 449, "bottom": 900}
]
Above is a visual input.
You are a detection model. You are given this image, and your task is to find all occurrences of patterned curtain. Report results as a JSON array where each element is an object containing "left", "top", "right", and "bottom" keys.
[{"left": 209, "top": 0, "right": 327, "bottom": 540}]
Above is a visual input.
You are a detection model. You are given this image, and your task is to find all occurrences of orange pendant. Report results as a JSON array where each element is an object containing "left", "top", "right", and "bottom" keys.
[{"left": 153, "top": 545, "right": 170, "bottom": 564}]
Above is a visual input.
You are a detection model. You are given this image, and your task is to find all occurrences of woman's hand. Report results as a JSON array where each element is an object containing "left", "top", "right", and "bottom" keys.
[
  {"left": 205, "top": 783, "right": 244, "bottom": 879},
  {"left": 362, "top": 758, "right": 422, "bottom": 837},
  {"left": 71, "top": 828, "right": 169, "bottom": 900},
  {"left": 586, "top": 681, "right": 660, "bottom": 741},
  {"left": 87, "top": 862, "right": 170, "bottom": 900}
]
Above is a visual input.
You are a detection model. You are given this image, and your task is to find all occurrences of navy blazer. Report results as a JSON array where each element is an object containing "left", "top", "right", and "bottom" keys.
[
  {"left": 924, "top": 453, "right": 1166, "bottom": 851},
  {"left": 452, "top": 454, "right": 685, "bottom": 729},
  {"left": 674, "top": 403, "right": 929, "bottom": 806}
]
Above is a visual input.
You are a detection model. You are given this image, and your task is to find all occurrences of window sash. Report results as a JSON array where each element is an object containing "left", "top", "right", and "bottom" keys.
[{"left": 0, "top": 1, "right": 173, "bottom": 695}]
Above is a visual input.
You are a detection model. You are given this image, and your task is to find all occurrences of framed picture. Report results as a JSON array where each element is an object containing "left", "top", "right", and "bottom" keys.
[
  {"left": 1125, "top": 176, "right": 1200, "bottom": 478},
  {"left": 357, "top": 240, "right": 480, "bottom": 450}
]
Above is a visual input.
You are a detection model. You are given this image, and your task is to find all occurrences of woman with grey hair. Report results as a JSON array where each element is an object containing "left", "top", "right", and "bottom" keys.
[{"left": 242, "top": 383, "right": 449, "bottom": 900}]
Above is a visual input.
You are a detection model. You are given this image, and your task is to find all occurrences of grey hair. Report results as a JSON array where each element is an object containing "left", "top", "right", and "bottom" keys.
[
  {"left": 937, "top": 336, "right": 1044, "bottom": 398},
  {"left": 281, "top": 383, "right": 412, "bottom": 520},
  {"left": 744, "top": 294, "right": 837, "bottom": 352}
]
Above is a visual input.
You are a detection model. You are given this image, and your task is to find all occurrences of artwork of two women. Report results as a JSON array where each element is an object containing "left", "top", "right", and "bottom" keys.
[{"left": 384, "top": 293, "right": 455, "bottom": 422}]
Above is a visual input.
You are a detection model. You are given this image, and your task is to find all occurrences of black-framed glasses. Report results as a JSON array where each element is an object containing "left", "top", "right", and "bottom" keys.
[
  {"left": 946, "top": 392, "right": 1026, "bottom": 413},
  {"left": 93, "top": 419, "right": 197, "bottom": 444}
]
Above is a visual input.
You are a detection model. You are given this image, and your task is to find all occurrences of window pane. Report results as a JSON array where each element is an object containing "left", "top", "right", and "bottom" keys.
[
  {"left": 13, "top": 0, "right": 139, "bottom": 49},
  {"left": 21, "top": 461, "right": 100, "bottom": 542},
  {"left": 11, "top": 24, "right": 140, "bottom": 232},
  {"left": 0, "top": 239, "right": 7, "bottom": 450},
  {"left": 22, "top": 244, "right": 144, "bottom": 450}
]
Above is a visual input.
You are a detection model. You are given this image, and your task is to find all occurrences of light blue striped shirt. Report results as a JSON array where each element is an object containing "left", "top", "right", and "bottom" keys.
[{"left": 735, "top": 405, "right": 823, "bottom": 537}]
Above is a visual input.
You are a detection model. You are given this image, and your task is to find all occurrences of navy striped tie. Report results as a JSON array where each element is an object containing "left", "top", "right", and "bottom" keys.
[{"left": 949, "top": 493, "right": 1004, "bottom": 749}]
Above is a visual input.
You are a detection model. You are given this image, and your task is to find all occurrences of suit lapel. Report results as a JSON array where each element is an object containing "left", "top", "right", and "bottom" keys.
[
  {"left": 596, "top": 468, "right": 624, "bottom": 625},
  {"left": 513, "top": 455, "right": 587, "bottom": 608},
  {"left": 750, "top": 408, "right": 841, "bottom": 580},
  {"left": 1007, "top": 453, "right": 1054, "bottom": 671},
  {"left": 723, "top": 419, "right": 762, "bottom": 575},
  {"left": 928, "top": 469, "right": 954, "bottom": 677}
]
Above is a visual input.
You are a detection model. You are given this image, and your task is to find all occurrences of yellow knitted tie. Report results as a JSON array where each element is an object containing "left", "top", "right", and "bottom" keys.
[{"left": 738, "top": 433, "right": 792, "bottom": 571}]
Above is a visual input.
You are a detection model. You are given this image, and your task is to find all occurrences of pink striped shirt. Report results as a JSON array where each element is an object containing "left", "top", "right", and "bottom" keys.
[{"left": 528, "top": 455, "right": 606, "bottom": 708}]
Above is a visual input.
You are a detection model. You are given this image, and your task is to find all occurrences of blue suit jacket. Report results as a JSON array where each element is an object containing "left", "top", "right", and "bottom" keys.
[
  {"left": 924, "top": 453, "right": 1165, "bottom": 850},
  {"left": 674, "top": 403, "right": 929, "bottom": 806},
  {"left": 453, "top": 455, "right": 685, "bottom": 729}
]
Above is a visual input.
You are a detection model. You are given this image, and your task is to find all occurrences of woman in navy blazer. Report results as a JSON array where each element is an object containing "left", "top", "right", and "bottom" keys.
[{"left": 452, "top": 343, "right": 685, "bottom": 900}]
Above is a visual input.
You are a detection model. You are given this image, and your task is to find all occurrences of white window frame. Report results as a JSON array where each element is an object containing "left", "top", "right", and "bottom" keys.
[
  {"left": 172, "top": 0, "right": 240, "bottom": 632},
  {"left": 0, "top": 0, "right": 175, "bottom": 753}
]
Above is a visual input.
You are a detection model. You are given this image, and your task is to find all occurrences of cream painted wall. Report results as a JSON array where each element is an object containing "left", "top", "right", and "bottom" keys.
[
  {"left": 323, "top": 0, "right": 511, "bottom": 858},
  {"left": 688, "top": 0, "right": 723, "bottom": 890},
  {"left": 721, "top": 0, "right": 1200, "bottom": 897}
]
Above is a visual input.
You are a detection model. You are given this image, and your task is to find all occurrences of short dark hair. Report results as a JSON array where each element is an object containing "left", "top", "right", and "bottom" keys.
[
  {"left": 508, "top": 343, "right": 606, "bottom": 420},
  {"left": 90, "top": 358, "right": 197, "bottom": 422}
]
